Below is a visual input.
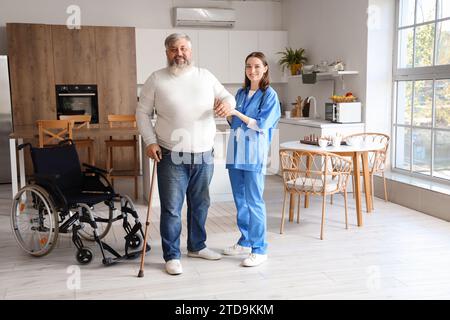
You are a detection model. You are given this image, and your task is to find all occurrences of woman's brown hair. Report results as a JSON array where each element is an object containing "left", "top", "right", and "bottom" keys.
[{"left": 243, "top": 52, "right": 270, "bottom": 91}]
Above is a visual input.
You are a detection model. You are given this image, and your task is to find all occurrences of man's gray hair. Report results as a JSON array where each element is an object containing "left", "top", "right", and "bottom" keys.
[{"left": 164, "top": 33, "right": 192, "bottom": 49}]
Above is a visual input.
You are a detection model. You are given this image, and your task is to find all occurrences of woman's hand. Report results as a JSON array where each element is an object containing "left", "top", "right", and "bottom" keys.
[{"left": 214, "top": 99, "right": 235, "bottom": 117}]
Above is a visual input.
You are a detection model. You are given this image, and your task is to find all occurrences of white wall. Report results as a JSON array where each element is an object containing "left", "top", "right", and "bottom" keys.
[
  {"left": 282, "top": 0, "right": 369, "bottom": 119},
  {"left": 366, "top": 0, "right": 395, "bottom": 133},
  {"left": 0, "top": 0, "right": 283, "bottom": 54},
  {"left": 366, "top": 0, "right": 395, "bottom": 167}
]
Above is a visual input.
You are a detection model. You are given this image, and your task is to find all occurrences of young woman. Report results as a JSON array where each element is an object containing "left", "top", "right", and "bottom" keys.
[{"left": 221, "top": 52, "right": 281, "bottom": 267}]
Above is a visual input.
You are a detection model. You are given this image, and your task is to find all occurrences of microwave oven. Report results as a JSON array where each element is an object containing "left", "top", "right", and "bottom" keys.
[{"left": 325, "top": 102, "right": 361, "bottom": 123}]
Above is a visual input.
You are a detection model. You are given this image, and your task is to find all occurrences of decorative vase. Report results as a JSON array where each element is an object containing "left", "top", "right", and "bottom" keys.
[{"left": 290, "top": 63, "right": 302, "bottom": 75}]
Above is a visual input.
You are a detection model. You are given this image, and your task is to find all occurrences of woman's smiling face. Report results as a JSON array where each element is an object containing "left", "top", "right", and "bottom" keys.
[{"left": 245, "top": 57, "right": 268, "bottom": 84}]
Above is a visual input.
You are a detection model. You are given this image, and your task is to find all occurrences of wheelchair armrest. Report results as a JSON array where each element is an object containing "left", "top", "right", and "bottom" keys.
[
  {"left": 34, "top": 173, "right": 61, "bottom": 182},
  {"left": 17, "top": 143, "right": 32, "bottom": 151},
  {"left": 82, "top": 163, "right": 112, "bottom": 175}
]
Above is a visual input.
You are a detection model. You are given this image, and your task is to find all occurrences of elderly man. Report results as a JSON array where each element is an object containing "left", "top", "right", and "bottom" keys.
[{"left": 136, "top": 33, "right": 235, "bottom": 275}]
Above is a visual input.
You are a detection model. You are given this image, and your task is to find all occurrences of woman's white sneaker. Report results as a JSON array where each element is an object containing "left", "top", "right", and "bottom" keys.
[
  {"left": 223, "top": 244, "right": 251, "bottom": 256},
  {"left": 241, "top": 253, "right": 267, "bottom": 267}
]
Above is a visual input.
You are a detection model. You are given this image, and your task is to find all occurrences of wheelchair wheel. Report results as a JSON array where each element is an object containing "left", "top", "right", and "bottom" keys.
[
  {"left": 127, "top": 234, "right": 142, "bottom": 249},
  {"left": 11, "top": 185, "right": 59, "bottom": 257},
  {"left": 78, "top": 203, "right": 113, "bottom": 241},
  {"left": 76, "top": 247, "right": 93, "bottom": 264}
]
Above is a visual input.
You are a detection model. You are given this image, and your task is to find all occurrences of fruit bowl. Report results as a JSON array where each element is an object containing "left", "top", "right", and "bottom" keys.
[{"left": 330, "top": 95, "right": 357, "bottom": 103}]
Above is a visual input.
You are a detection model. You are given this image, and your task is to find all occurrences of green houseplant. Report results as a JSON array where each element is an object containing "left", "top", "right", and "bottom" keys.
[{"left": 277, "top": 47, "right": 307, "bottom": 75}]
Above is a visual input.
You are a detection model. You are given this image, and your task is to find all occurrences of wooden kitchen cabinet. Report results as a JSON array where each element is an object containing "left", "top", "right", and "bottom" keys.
[
  {"left": 51, "top": 25, "right": 97, "bottom": 84},
  {"left": 94, "top": 26, "right": 138, "bottom": 169},
  {"left": 7, "top": 23, "right": 56, "bottom": 126},
  {"left": 95, "top": 26, "right": 137, "bottom": 122}
]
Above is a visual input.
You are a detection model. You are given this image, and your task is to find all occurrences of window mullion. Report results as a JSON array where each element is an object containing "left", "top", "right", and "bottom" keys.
[
  {"left": 433, "top": 0, "right": 438, "bottom": 66},
  {"left": 430, "top": 79, "right": 436, "bottom": 176},
  {"left": 410, "top": 79, "right": 415, "bottom": 173},
  {"left": 412, "top": 0, "right": 418, "bottom": 68}
]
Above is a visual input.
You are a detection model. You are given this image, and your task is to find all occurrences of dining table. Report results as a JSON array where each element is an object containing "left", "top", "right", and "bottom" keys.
[
  {"left": 9, "top": 124, "right": 142, "bottom": 198},
  {"left": 279, "top": 140, "right": 386, "bottom": 227}
]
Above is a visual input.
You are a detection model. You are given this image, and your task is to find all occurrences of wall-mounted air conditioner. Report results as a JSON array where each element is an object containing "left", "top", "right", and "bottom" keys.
[{"left": 173, "top": 8, "right": 236, "bottom": 27}]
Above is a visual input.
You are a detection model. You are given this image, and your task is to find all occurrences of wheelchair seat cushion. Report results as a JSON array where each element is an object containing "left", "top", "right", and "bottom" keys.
[{"left": 64, "top": 188, "right": 114, "bottom": 206}]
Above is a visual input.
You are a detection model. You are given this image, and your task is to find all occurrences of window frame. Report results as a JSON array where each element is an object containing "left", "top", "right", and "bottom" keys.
[{"left": 392, "top": 0, "right": 450, "bottom": 185}]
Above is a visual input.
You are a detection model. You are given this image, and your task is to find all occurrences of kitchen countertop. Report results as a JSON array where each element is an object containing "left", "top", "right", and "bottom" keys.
[
  {"left": 279, "top": 117, "right": 364, "bottom": 128},
  {"left": 151, "top": 117, "right": 229, "bottom": 132},
  {"left": 11, "top": 118, "right": 231, "bottom": 139}
]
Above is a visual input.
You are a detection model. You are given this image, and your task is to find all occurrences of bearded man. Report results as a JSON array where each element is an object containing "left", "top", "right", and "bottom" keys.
[{"left": 136, "top": 33, "right": 235, "bottom": 275}]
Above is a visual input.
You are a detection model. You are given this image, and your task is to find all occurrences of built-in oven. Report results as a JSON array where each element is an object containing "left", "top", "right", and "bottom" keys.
[{"left": 56, "top": 85, "right": 99, "bottom": 123}]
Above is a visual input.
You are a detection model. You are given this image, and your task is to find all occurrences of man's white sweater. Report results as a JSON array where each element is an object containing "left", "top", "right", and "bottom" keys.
[{"left": 136, "top": 66, "right": 235, "bottom": 153}]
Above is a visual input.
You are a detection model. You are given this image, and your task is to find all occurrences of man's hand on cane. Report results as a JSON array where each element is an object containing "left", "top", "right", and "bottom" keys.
[{"left": 145, "top": 143, "right": 162, "bottom": 162}]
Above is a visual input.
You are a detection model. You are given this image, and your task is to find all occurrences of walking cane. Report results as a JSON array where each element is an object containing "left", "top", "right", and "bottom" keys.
[{"left": 138, "top": 159, "right": 157, "bottom": 278}]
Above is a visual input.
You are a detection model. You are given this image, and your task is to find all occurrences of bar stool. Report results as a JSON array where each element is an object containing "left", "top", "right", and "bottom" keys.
[
  {"left": 37, "top": 119, "right": 73, "bottom": 147},
  {"left": 105, "top": 114, "right": 138, "bottom": 199},
  {"left": 59, "top": 115, "right": 95, "bottom": 166}
]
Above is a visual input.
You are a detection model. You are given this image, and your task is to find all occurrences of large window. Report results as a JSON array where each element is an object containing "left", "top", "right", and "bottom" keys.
[{"left": 393, "top": 0, "right": 450, "bottom": 182}]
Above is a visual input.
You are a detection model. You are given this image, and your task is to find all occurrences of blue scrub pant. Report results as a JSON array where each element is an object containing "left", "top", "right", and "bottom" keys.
[{"left": 228, "top": 168, "right": 267, "bottom": 254}]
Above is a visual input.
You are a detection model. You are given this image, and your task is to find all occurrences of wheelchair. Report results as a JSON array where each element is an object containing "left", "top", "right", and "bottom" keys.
[{"left": 10, "top": 140, "right": 150, "bottom": 265}]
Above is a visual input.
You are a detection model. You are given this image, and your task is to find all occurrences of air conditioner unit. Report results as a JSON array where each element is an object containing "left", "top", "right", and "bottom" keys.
[{"left": 174, "top": 8, "right": 236, "bottom": 27}]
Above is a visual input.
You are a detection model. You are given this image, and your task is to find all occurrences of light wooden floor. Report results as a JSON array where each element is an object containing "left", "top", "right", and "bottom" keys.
[{"left": 1, "top": 176, "right": 450, "bottom": 300}]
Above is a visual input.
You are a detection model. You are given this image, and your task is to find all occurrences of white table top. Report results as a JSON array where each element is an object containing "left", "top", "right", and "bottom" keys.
[{"left": 280, "top": 140, "right": 386, "bottom": 153}]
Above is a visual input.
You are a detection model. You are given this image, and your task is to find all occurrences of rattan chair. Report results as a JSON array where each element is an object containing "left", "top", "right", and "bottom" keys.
[
  {"left": 279, "top": 149, "right": 352, "bottom": 240},
  {"left": 345, "top": 133, "right": 390, "bottom": 208}
]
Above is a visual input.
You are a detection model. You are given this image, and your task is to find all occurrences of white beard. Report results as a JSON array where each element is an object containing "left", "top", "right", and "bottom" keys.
[{"left": 168, "top": 59, "right": 193, "bottom": 76}]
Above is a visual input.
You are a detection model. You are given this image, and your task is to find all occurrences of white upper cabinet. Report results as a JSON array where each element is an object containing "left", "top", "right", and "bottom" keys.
[
  {"left": 229, "top": 31, "right": 259, "bottom": 84},
  {"left": 258, "top": 31, "right": 288, "bottom": 83},
  {"left": 136, "top": 28, "right": 287, "bottom": 84},
  {"left": 198, "top": 30, "right": 229, "bottom": 83},
  {"left": 136, "top": 29, "right": 168, "bottom": 84}
]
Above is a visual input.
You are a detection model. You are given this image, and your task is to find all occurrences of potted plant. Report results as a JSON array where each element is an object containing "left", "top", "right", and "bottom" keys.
[{"left": 277, "top": 47, "right": 308, "bottom": 75}]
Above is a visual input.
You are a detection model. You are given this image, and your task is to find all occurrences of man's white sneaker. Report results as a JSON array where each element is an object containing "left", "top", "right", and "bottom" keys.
[
  {"left": 165, "top": 259, "right": 183, "bottom": 275},
  {"left": 223, "top": 244, "right": 251, "bottom": 256},
  {"left": 241, "top": 253, "right": 267, "bottom": 267},
  {"left": 187, "top": 247, "right": 222, "bottom": 260}
]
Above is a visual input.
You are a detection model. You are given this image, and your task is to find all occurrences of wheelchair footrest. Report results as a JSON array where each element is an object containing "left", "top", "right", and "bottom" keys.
[{"left": 99, "top": 240, "right": 150, "bottom": 265}]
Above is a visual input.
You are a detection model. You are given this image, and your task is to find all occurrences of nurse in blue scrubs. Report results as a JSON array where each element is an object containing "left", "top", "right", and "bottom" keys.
[{"left": 217, "top": 52, "right": 281, "bottom": 267}]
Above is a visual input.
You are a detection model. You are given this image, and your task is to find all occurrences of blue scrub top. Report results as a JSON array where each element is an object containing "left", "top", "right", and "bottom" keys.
[{"left": 226, "top": 86, "right": 281, "bottom": 173}]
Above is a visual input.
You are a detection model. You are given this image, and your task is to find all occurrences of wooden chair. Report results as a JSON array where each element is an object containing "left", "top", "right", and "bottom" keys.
[
  {"left": 59, "top": 115, "right": 95, "bottom": 166},
  {"left": 105, "top": 114, "right": 138, "bottom": 199},
  {"left": 345, "top": 133, "right": 390, "bottom": 208},
  {"left": 37, "top": 119, "right": 73, "bottom": 148},
  {"left": 279, "top": 149, "right": 352, "bottom": 240}
]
